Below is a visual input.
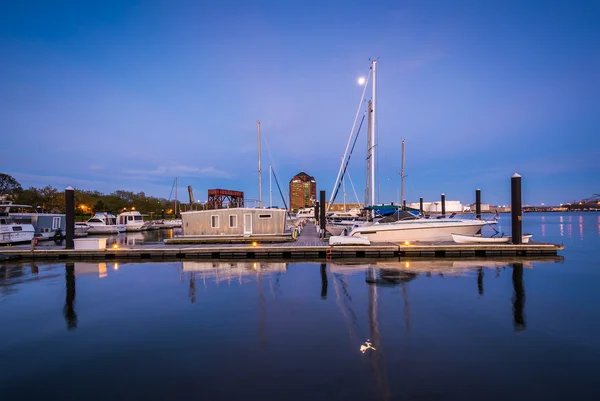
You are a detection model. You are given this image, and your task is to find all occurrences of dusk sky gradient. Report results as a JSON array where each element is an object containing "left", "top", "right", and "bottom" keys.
[{"left": 1, "top": 0, "right": 599, "bottom": 206}]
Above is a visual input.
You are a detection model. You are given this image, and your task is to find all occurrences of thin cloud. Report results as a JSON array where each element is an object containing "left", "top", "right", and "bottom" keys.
[{"left": 122, "top": 164, "right": 232, "bottom": 179}]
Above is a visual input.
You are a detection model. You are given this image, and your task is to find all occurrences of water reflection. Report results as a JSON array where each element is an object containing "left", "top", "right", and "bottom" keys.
[
  {"left": 101, "top": 228, "right": 183, "bottom": 247},
  {"left": 320, "top": 263, "right": 328, "bottom": 299},
  {"left": 64, "top": 263, "right": 78, "bottom": 330},
  {"left": 512, "top": 263, "right": 526, "bottom": 331}
]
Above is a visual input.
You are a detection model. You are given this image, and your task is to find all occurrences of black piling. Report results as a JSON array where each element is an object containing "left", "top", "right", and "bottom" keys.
[
  {"left": 477, "top": 267, "right": 484, "bottom": 296},
  {"left": 419, "top": 197, "right": 423, "bottom": 214},
  {"left": 319, "top": 190, "right": 326, "bottom": 238},
  {"left": 64, "top": 263, "right": 78, "bottom": 330},
  {"left": 315, "top": 201, "right": 320, "bottom": 224},
  {"left": 320, "top": 263, "right": 328, "bottom": 299},
  {"left": 512, "top": 262, "right": 526, "bottom": 331},
  {"left": 441, "top": 193, "right": 446, "bottom": 217},
  {"left": 475, "top": 189, "right": 482, "bottom": 220},
  {"left": 65, "top": 186, "right": 75, "bottom": 249},
  {"left": 511, "top": 174, "right": 522, "bottom": 244},
  {"left": 402, "top": 200, "right": 406, "bottom": 210}
]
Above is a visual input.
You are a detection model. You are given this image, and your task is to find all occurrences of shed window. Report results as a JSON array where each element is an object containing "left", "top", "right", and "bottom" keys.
[
  {"left": 229, "top": 215, "right": 237, "bottom": 228},
  {"left": 211, "top": 215, "right": 219, "bottom": 228},
  {"left": 258, "top": 214, "right": 272, "bottom": 219}
]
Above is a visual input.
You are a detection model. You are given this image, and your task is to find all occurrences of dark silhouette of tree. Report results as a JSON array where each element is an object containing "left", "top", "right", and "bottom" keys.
[{"left": 0, "top": 173, "right": 23, "bottom": 198}]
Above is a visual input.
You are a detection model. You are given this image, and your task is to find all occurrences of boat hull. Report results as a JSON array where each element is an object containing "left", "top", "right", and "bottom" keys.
[
  {"left": 350, "top": 219, "right": 491, "bottom": 243},
  {"left": 452, "top": 233, "right": 533, "bottom": 244},
  {"left": 1, "top": 224, "right": 35, "bottom": 245}
]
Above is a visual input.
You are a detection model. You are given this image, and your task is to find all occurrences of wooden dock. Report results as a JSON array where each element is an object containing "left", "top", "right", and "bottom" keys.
[{"left": 0, "top": 222, "right": 563, "bottom": 262}]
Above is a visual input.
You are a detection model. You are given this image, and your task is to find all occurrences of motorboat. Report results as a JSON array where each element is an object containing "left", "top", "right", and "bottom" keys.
[
  {"left": 451, "top": 233, "right": 533, "bottom": 244},
  {"left": 293, "top": 207, "right": 314, "bottom": 221},
  {"left": 329, "top": 235, "right": 370, "bottom": 246},
  {"left": 116, "top": 211, "right": 146, "bottom": 231},
  {"left": 0, "top": 211, "right": 35, "bottom": 245},
  {"left": 75, "top": 222, "right": 90, "bottom": 237},
  {"left": 346, "top": 211, "right": 495, "bottom": 243},
  {"left": 86, "top": 212, "right": 125, "bottom": 234}
]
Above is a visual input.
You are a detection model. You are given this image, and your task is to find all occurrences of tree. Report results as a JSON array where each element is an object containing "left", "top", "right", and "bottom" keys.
[{"left": 0, "top": 173, "right": 23, "bottom": 198}]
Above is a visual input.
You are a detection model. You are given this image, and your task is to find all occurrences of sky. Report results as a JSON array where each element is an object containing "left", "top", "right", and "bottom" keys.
[{"left": 1, "top": 0, "right": 599, "bottom": 207}]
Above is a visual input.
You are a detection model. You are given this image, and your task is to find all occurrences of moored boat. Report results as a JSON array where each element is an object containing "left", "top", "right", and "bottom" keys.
[
  {"left": 116, "top": 211, "right": 146, "bottom": 231},
  {"left": 86, "top": 212, "right": 125, "bottom": 234},
  {"left": 0, "top": 211, "right": 35, "bottom": 245},
  {"left": 452, "top": 233, "right": 533, "bottom": 244}
]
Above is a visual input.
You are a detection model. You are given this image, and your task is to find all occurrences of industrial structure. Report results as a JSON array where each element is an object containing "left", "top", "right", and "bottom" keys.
[
  {"left": 206, "top": 189, "right": 244, "bottom": 209},
  {"left": 289, "top": 171, "right": 317, "bottom": 212}
]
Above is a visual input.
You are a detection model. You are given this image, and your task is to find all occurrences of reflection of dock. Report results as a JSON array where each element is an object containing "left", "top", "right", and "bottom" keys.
[
  {"left": 330, "top": 256, "right": 563, "bottom": 276},
  {"left": 182, "top": 261, "right": 287, "bottom": 284}
]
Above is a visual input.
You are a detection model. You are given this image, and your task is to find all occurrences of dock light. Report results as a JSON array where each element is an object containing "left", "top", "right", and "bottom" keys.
[
  {"left": 357, "top": 76, "right": 366, "bottom": 85},
  {"left": 252, "top": 241, "right": 258, "bottom": 247},
  {"left": 112, "top": 244, "right": 119, "bottom": 249},
  {"left": 404, "top": 241, "right": 410, "bottom": 245},
  {"left": 405, "top": 262, "right": 410, "bottom": 268}
]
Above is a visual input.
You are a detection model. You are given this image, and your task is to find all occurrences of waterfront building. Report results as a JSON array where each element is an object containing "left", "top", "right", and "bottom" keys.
[{"left": 289, "top": 171, "right": 316, "bottom": 212}]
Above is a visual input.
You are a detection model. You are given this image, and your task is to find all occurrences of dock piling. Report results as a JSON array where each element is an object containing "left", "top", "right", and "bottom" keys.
[
  {"left": 319, "top": 191, "right": 326, "bottom": 238},
  {"left": 511, "top": 174, "right": 522, "bottom": 244},
  {"left": 419, "top": 197, "right": 423, "bottom": 214},
  {"left": 512, "top": 262, "right": 526, "bottom": 330},
  {"left": 65, "top": 186, "right": 75, "bottom": 249},
  {"left": 441, "top": 193, "right": 446, "bottom": 217},
  {"left": 476, "top": 189, "right": 481, "bottom": 220}
]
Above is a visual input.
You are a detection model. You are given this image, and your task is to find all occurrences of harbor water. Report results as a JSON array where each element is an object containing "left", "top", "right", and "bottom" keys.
[{"left": 1, "top": 213, "right": 599, "bottom": 400}]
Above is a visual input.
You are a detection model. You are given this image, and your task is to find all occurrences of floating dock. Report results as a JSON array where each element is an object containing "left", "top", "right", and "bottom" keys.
[{"left": 0, "top": 223, "right": 564, "bottom": 261}]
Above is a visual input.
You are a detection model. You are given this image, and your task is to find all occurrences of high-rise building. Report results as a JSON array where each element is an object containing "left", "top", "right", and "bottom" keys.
[{"left": 289, "top": 171, "right": 317, "bottom": 212}]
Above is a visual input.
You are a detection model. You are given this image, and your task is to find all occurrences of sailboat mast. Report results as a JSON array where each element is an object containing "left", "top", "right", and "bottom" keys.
[
  {"left": 269, "top": 164, "right": 272, "bottom": 208},
  {"left": 175, "top": 177, "right": 178, "bottom": 216},
  {"left": 371, "top": 60, "right": 377, "bottom": 215},
  {"left": 401, "top": 139, "right": 405, "bottom": 208},
  {"left": 257, "top": 120, "right": 262, "bottom": 208}
]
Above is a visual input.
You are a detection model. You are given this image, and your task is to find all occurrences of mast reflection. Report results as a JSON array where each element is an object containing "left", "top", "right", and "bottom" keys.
[{"left": 64, "top": 263, "right": 78, "bottom": 330}]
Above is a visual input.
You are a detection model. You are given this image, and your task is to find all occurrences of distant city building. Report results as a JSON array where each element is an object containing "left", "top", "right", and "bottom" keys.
[{"left": 289, "top": 171, "right": 317, "bottom": 212}]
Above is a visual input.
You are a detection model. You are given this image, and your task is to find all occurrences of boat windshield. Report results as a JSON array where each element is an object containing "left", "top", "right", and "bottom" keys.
[{"left": 377, "top": 211, "right": 420, "bottom": 223}]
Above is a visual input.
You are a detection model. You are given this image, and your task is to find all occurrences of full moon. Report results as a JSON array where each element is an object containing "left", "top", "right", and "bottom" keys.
[{"left": 357, "top": 76, "right": 366, "bottom": 85}]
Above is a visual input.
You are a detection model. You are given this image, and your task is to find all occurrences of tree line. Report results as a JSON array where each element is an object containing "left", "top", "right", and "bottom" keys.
[{"left": 1, "top": 173, "right": 182, "bottom": 217}]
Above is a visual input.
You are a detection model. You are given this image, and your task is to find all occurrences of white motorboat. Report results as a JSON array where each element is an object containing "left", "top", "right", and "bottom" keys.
[
  {"left": 452, "top": 233, "right": 532, "bottom": 244},
  {"left": 75, "top": 222, "right": 90, "bottom": 237},
  {"left": 347, "top": 212, "right": 495, "bottom": 243},
  {"left": 0, "top": 212, "right": 35, "bottom": 245},
  {"left": 116, "top": 211, "right": 146, "bottom": 231},
  {"left": 293, "top": 207, "right": 314, "bottom": 221},
  {"left": 86, "top": 212, "right": 126, "bottom": 234}
]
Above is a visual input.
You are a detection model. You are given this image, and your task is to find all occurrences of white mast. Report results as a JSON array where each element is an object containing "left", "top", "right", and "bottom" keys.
[
  {"left": 400, "top": 139, "right": 405, "bottom": 208},
  {"left": 175, "top": 177, "right": 178, "bottom": 215},
  {"left": 269, "top": 164, "right": 272, "bottom": 208},
  {"left": 257, "top": 120, "right": 262, "bottom": 208},
  {"left": 371, "top": 60, "right": 377, "bottom": 216}
]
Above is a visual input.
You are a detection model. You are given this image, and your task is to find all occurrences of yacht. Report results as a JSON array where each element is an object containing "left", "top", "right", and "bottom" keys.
[
  {"left": 86, "top": 212, "right": 126, "bottom": 234},
  {"left": 0, "top": 211, "right": 35, "bottom": 245},
  {"left": 116, "top": 211, "right": 146, "bottom": 231},
  {"left": 345, "top": 211, "right": 495, "bottom": 243}
]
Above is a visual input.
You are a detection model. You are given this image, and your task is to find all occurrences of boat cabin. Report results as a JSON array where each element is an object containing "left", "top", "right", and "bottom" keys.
[{"left": 181, "top": 208, "right": 287, "bottom": 236}]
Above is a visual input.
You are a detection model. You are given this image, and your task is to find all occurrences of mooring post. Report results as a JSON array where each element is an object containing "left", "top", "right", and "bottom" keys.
[
  {"left": 402, "top": 199, "right": 406, "bottom": 210},
  {"left": 65, "top": 186, "right": 75, "bottom": 249},
  {"left": 419, "top": 197, "right": 423, "bottom": 214},
  {"left": 319, "top": 190, "right": 326, "bottom": 238},
  {"left": 475, "top": 188, "right": 482, "bottom": 220},
  {"left": 441, "top": 193, "right": 446, "bottom": 217},
  {"left": 320, "top": 263, "right": 328, "bottom": 299},
  {"left": 512, "top": 262, "right": 526, "bottom": 330},
  {"left": 511, "top": 174, "right": 522, "bottom": 244},
  {"left": 314, "top": 201, "right": 319, "bottom": 225}
]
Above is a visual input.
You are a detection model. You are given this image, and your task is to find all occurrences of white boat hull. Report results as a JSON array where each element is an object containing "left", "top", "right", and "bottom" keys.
[
  {"left": 452, "top": 233, "right": 533, "bottom": 244},
  {"left": 350, "top": 219, "right": 491, "bottom": 243},
  {"left": 329, "top": 235, "right": 370, "bottom": 246},
  {"left": 1, "top": 224, "right": 35, "bottom": 244},
  {"left": 87, "top": 225, "right": 120, "bottom": 235}
]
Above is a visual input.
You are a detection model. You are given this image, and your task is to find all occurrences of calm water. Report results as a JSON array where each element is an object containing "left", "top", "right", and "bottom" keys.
[{"left": 1, "top": 213, "right": 599, "bottom": 401}]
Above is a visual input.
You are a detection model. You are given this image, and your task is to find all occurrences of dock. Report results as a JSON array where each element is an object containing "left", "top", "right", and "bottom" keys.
[{"left": 0, "top": 222, "right": 563, "bottom": 262}]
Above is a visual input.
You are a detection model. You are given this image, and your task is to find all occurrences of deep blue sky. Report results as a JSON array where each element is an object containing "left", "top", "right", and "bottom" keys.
[{"left": 1, "top": 0, "right": 598, "bottom": 206}]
